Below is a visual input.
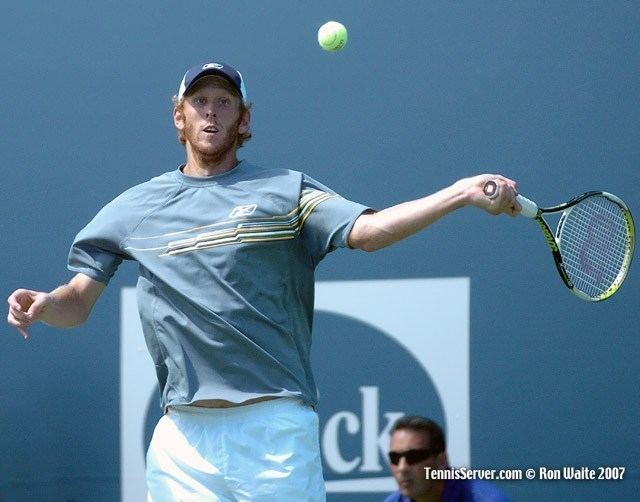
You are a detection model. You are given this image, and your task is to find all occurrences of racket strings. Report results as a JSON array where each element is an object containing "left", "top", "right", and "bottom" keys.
[{"left": 558, "top": 196, "right": 631, "bottom": 298}]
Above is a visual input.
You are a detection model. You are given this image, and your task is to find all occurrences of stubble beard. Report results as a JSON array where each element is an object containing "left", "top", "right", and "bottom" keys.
[{"left": 185, "top": 116, "right": 242, "bottom": 167}]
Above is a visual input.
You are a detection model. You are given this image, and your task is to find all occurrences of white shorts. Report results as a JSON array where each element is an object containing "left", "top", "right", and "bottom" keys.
[{"left": 146, "top": 398, "right": 326, "bottom": 501}]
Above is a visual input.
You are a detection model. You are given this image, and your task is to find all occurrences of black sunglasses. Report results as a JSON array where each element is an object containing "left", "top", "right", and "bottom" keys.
[{"left": 388, "top": 448, "right": 437, "bottom": 466}]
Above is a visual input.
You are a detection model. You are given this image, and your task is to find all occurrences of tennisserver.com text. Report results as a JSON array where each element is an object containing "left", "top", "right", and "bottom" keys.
[{"left": 424, "top": 466, "right": 626, "bottom": 481}]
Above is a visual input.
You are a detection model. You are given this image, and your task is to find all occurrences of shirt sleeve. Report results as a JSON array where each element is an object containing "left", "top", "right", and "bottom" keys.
[
  {"left": 299, "top": 173, "right": 371, "bottom": 263},
  {"left": 67, "top": 195, "right": 132, "bottom": 284}
]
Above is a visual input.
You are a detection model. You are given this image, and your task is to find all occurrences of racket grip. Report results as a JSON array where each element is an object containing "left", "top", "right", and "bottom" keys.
[{"left": 516, "top": 194, "right": 539, "bottom": 218}]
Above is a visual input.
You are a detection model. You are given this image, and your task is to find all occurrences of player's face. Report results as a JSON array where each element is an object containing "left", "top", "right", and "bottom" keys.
[
  {"left": 176, "top": 78, "right": 249, "bottom": 166},
  {"left": 389, "top": 429, "right": 445, "bottom": 500}
]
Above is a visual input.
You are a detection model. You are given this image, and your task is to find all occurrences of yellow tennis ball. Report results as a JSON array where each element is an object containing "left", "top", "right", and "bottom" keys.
[{"left": 318, "top": 21, "right": 348, "bottom": 52}]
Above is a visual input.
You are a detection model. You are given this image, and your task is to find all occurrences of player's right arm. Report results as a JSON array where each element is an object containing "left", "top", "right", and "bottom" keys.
[
  {"left": 7, "top": 273, "right": 106, "bottom": 340},
  {"left": 347, "top": 174, "right": 520, "bottom": 252}
]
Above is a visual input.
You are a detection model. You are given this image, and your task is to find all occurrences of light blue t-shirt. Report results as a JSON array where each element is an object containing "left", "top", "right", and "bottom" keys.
[{"left": 68, "top": 161, "right": 369, "bottom": 409}]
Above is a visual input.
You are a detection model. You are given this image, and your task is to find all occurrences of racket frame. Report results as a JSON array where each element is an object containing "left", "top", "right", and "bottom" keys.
[{"left": 528, "top": 191, "right": 635, "bottom": 301}]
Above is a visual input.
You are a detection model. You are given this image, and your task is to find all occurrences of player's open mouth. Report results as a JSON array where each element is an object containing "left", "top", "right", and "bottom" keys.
[{"left": 203, "top": 126, "right": 218, "bottom": 133}]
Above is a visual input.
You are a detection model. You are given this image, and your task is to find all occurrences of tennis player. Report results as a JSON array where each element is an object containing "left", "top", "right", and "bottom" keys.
[{"left": 7, "top": 61, "right": 520, "bottom": 501}]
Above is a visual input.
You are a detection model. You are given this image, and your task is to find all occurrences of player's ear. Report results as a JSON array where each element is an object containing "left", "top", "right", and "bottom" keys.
[
  {"left": 173, "top": 105, "right": 185, "bottom": 131},
  {"left": 238, "top": 108, "right": 251, "bottom": 135}
]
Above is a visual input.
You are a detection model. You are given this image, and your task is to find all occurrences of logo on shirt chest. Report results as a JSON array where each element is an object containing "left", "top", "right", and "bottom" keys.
[
  {"left": 124, "top": 190, "right": 335, "bottom": 257},
  {"left": 229, "top": 204, "right": 258, "bottom": 218}
]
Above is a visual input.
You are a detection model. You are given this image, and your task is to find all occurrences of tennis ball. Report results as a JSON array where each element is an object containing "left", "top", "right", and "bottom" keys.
[{"left": 318, "top": 21, "right": 348, "bottom": 52}]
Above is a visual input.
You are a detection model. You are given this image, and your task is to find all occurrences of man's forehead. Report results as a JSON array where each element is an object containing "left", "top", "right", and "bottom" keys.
[{"left": 391, "top": 428, "right": 431, "bottom": 449}]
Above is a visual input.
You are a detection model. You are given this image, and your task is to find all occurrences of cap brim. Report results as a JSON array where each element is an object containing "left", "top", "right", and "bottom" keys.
[{"left": 180, "top": 69, "right": 246, "bottom": 101}]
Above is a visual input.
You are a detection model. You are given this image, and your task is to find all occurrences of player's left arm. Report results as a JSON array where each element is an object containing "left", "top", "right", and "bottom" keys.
[{"left": 348, "top": 174, "right": 520, "bottom": 252}]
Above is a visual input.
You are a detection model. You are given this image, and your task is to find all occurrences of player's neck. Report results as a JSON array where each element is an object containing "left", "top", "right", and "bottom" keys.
[{"left": 182, "top": 150, "right": 239, "bottom": 177}]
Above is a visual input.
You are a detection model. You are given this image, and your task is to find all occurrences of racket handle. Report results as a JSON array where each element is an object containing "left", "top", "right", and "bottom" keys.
[
  {"left": 483, "top": 180, "right": 539, "bottom": 218},
  {"left": 516, "top": 194, "right": 539, "bottom": 218}
]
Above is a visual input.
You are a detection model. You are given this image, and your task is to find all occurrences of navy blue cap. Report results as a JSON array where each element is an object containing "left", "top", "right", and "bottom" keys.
[{"left": 177, "top": 61, "right": 247, "bottom": 102}]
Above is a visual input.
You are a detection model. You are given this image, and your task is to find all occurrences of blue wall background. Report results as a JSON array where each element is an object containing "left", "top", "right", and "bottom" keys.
[{"left": 1, "top": 1, "right": 638, "bottom": 500}]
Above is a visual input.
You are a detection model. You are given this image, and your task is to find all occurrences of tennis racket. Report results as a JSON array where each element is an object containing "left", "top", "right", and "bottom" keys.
[{"left": 483, "top": 180, "right": 635, "bottom": 301}]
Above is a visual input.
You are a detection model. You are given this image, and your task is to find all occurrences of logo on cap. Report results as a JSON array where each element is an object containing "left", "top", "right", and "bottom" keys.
[{"left": 202, "top": 63, "right": 224, "bottom": 70}]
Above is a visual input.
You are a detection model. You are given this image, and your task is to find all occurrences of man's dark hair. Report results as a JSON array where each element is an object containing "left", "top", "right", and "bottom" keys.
[{"left": 390, "top": 416, "right": 446, "bottom": 454}]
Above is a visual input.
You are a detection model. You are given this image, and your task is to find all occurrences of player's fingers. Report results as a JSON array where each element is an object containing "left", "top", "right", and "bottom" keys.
[
  {"left": 493, "top": 186, "right": 519, "bottom": 217},
  {"left": 7, "top": 311, "right": 28, "bottom": 326},
  {"left": 7, "top": 289, "right": 37, "bottom": 311},
  {"left": 27, "top": 294, "right": 50, "bottom": 319},
  {"left": 490, "top": 179, "right": 518, "bottom": 210},
  {"left": 491, "top": 174, "right": 517, "bottom": 187},
  {"left": 478, "top": 175, "right": 520, "bottom": 216},
  {"left": 481, "top": 175, "right": 515, "bottom": 195},
  {"left": 502, "top": 193, "right": 519, "bottom": 216},
  {"left": 503, "top": 183, "right": 517, "bottom": 201},
  {"left": 8, "top": 305, "right": 31, "bottom": 322},
  {"left": 488, "top": 175, "right": 519, "bottom": 202},
  {"left": 511, "top": 197, "right": 522, "bottom": 216},
  {"left": 17, "top": 326, "right": 30, "bottom": 340},
  {"left": 508, "top": 201, "right": 521, "bottom": 217},
  {"left": 7, "top": 293, "right": 23, "bottom": 311},
  {"left": 7, "top": 314, "right": 31, "bottom": 340}
]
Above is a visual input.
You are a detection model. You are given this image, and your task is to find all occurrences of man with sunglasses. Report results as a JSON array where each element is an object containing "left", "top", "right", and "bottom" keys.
[{"left": 385, "top": 416, "right": 510, "bottom": 502}]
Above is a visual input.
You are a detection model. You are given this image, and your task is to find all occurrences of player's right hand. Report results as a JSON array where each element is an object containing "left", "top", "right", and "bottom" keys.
[
  {"left": 7, "top": 289, "right": 51, "bottom": 340},
  {"left": 462, "top": 174, "right": 521, "bottom": 217}
]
